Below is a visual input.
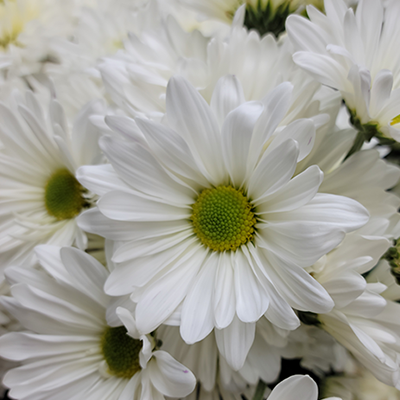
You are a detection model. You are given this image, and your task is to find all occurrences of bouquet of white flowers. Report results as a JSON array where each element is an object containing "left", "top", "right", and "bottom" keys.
[{"left": 0, "top": 0, "right": 399, "bottom": 399}]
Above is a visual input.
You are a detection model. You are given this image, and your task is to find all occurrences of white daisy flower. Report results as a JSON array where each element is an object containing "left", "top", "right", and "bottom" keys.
[
  {"left": 0, "top": 89, "right": 105, "bottom": 271},
  {"left": 266, "top": 375, "right": 341, "bottom": 400},
  {"left": 78, "top": 75, "right": 368, "bottom": 369},
  {"left": 287, "top": 0, "right": 400, "bottom": 143},
  {"left": 177, "top": 0, "right": 324, "bottom": 37},
  {"left": 0, "top": 245, "right": 196, "bottom": 400}
]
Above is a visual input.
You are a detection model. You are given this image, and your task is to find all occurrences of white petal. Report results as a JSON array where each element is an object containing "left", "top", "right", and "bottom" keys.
[
  {"left": 210, "top": 75, "right": 246, "bottom": 127},
  {"left": 104, "top": 239, "right": 199, "bottom": 295},
  {"left": 180, "top": 252, "right": 218, "bottom": 344},
  {"left": 213, "top": 252, "right": 236, "bottom": 330},
  {"left": 98, "top": 190, "right": 191, "bottom": 222},
  {"left": 255, "top": 165, "right": 323, "bottom": 212},
  {"left": 221, "top": 101, "right": 264, "bottom": 187},
  {"left": 247, "top": 139, "right": 299, "bottom": 202},
  {"left": 247, "top": 82, "right": 293, "bottom": 172},
  {"left": 135, "top": 117, "right": 209, "bottom": 190},
  {"left": 266, "top": 119, "right": 316, "bottom": 162},
  {"left": 149, "top": 351, "right": 196, "bottom": 397},
  {"left": 258, "top": 249, "right": 334, "bottom": 313},
  {"left": 234, "top": 249, "right": 269, "bottom": 323},
  {"left": 135, "top": 246, "right": 208, "bottom": 334},
  {"left": 99, "top": 136, "right": 194, "bottom": 205},
  {"left": 268, "top": 375, "right": 318, "bottom": 400},
  {"left": 77, "top": 164, "right": 128, "bottom": 197},
  {"left": 215, "top": 316, "right": 255, "bottom": 371},
  {"left": 166, "top": 76, "right": 227, "bottom": 185}
]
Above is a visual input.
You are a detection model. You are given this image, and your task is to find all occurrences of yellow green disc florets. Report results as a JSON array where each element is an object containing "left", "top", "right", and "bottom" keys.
[
  {"left": 44, "top": 168, "right": 86, "bottom": 220},
  {"left": 101, "top": 326, "right": 142, "bottom": 379},
  {"left": 191, "top": 186, "right": 256, "bottom": 252}
]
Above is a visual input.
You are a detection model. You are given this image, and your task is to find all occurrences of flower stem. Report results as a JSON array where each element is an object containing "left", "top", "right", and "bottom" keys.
[{"left": 252, "top": 380, "right": 267, "bottom": 400}]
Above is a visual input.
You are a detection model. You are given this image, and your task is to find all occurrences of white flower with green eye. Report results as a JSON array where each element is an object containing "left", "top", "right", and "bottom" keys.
[
  {"left": 287, "top": 0, "right": 400, "bottom": 143},
  {"left": 0, "top": 89, "right": 105, "bottom": 272},
  {"left": 0, "top": 246, "right": 196, "bottom": 400},
  {"left": 177, "top": 0, "right": 324, "bottom": 37},
  {"left": 78, "top": 75, "right": 368, "bottom": 370}
]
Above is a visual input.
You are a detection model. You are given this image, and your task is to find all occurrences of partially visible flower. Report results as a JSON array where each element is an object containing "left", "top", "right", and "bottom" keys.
[
  {"left": 287, "top": 0, "right": 400, "bottom": 143},
  {"left": 0, "top": 0, "right": 75, "bottom": 77},
  {"left": 177, "top": 0, "right": 324, "bottom": 37},
  {"left": 323, "top": 365, "right": 400, "bottom": 400},
  {"left": 0, "top": 245, "right": 196, "bottom": 400},
  {"left": 309, "top": 233, "right": 400, "bottom": 389},
  {"left": 267, "top": 374, "right": 341, "bottom": 400},
  {"left": 0, "top": 88, "right": 105, "bottom": 272}
]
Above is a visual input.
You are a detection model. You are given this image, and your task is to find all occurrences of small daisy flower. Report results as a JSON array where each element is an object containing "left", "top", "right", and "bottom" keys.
[
  {"left": 0, "top": 245, "right": 196, "bottom": 400},
  {"left": 78, "top": 75, "right": 368, "bottom": 369},
  {"left": 0, "top": 89, "right": 105, "bottom": 271}
]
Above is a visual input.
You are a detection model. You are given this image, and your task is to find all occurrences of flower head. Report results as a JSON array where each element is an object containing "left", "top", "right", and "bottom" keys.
[
  {"left": 79, "top": 75, "right": 368, "bottom": 369},
  {"left": 0, "top": 246, "right": 196, "bottom": 400}
]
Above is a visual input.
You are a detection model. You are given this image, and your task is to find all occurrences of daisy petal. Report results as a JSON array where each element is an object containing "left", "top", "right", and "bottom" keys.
[
  {"left": 166, "top": 75, "right": 226, "bottom": 185},
  {"left": 215, "top": 315, "right": 255, "bottom": 371},
  {"left": 149, "top": 351, "right": 196, "bottom": 397}
]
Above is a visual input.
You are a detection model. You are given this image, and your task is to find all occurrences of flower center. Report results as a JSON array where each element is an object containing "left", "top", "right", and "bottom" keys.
[
  {"left": 44, "top": 168, "right": 86, "bottom": 220},
  {"left": 243, "top": 0, "right": 293, "bottom": 37},
  {"left": 191, "top": 185, "right": 256, "bottom": 252},
  {"left": 101, "top": 326, "right": 142, "bottom": 379}
]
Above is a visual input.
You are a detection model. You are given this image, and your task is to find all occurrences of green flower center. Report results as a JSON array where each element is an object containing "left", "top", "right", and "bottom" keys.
[
  {"left": 101, "top": 326, "right": 142, "bottom": 379},
  {"left": 191, "top": 186, "right": 256, "bottom": 252},
  {"left": 244, "top": 0, "right": 292, "bottom": 37},
  {"left": 44, "top": 168, "right": 86, "bottom": 220}
]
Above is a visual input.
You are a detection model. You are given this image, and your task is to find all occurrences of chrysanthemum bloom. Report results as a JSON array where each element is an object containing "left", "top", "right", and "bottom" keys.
[
  {"left": 79, "top": 75, "right": 368, "bottom": 369},
  {"left": 0, "top": 90, "right": 105, "bottom": 271},
  {"left": 287, "top": 0, "right": 400, "bottom": 143},
  {"left": 0, "top": 245, "right": 196, "bottom": 400},
  {"left": 177, "top": 0, "right": 324, "bottom": 37}
]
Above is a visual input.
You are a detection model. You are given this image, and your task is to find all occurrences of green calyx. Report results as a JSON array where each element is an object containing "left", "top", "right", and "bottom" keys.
[
  {"left": 345, "top": 107, "right": 396, "bottom": 159},
  {"left": 101, "top": 326, "right": 142, "bottom": 379},
  {"left": 191, "top": 185, "right": 256, "bottom": 252},
  {"left": 383, "top": 239, "right": 400, "bottom": 285},
  {"left": 244, "top": 0, "right": 292, "bottom": 37},
  {"left": 44, "top": 168, "right": 86, "bottom": 220}
]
